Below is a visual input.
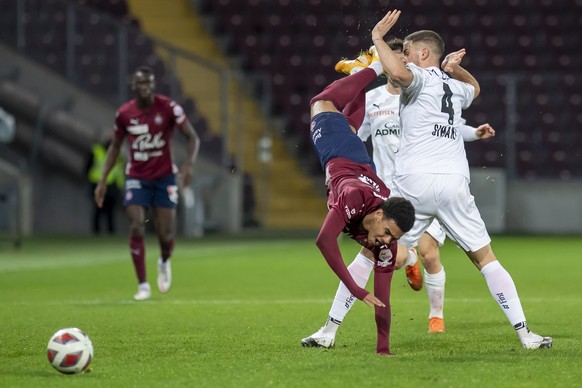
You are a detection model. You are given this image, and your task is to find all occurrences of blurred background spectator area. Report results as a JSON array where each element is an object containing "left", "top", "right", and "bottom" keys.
[
  {"left": 197, "top": 0, "right": 582, "bottom": 180},
  {"left": 0, "top": 0, "right": 581, "bottom": 236},
  {"left": 1, "top": 0, "right": 580, "bottom": 180}
]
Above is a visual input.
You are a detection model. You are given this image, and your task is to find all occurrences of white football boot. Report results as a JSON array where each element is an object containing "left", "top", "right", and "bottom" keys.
[
  {"left": 134, "top": 282, "right": 151, "bottom": 301},
  {"left": 157, "top": 258, "right": 172, "bottom": 293},
  {"left": 301, "top": 328, "right": 335, "bottom": 349},
  {"left": 521, "top": 331, "right": 553, "bottom": 349}
]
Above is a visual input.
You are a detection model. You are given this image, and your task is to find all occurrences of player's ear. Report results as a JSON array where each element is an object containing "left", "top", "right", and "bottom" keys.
[{"left": 375, "top": 209, "right": 384, "bottom": 221}]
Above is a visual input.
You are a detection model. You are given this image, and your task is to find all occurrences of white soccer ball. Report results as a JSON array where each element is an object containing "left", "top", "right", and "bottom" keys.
[{"left": 47, "top": 328, "right": 94, "bottom": 374}]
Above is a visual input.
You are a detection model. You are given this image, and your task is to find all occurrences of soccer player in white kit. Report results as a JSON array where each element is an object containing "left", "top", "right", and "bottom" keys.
[
  {"left": 370, "top": 10, "right": 552, "bottom": 349},
  {"left": 358, "top": 39, "right": 496, "bottom": 334}
]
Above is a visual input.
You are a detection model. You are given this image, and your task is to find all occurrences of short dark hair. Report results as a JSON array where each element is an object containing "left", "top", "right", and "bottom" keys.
[
  {"left": 404, "top": 30, "right": 445, "bottom": 58},
  {"left": 380, "top": 197, "right": 415, "bottom": 233},
  {"left": 134, "top": 66, "right": 155, "bottom": 80},
  {"left": 387, "top": 38, "right": 404, "bottom": 52}
]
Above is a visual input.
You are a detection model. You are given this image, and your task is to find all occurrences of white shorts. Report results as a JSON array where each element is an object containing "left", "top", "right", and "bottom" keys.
[
  {"left": 425, "top": 218, "right": 446, "bottom": 246},
  {"left": 392, "top": 173, "right": 491, "bottom": 252}
]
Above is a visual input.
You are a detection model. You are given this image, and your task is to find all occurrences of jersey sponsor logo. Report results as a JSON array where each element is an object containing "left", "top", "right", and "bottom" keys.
[
  {"left": 369, "top": 109, "right": 397, "bottom": 117},
  {"left": 132, "top": 132, "right": 166, "bottom": 151},
  {"left": 377, "top": 248, "right": 393, "bottom": 267},
  {"left": 344, "top": 205, "right": 356, "bottom": 219},
  {"left": 374, "top": 122, "right": 400, "bottom": 137},
  {"left": 373, "top": 103, "right": 381, "bottom": 109},
  {"left": 127, "top": 123, "right": 149, "bottom": 135},
  {"left": 432, "top": 124, "right": 457, "bottom": 140}
]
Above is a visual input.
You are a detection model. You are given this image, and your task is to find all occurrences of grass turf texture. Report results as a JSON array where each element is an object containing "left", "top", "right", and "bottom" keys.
[{"left": 0, "top": 234, "right": 580, "bottom": 387}]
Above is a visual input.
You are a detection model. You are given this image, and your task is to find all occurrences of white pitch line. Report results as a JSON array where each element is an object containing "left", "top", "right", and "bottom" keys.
[{"left": 1, "top": 297, "right": 569, "bottom": 306}]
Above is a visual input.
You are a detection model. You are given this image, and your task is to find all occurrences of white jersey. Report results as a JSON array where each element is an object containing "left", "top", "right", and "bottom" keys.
[
  {"left": 357, "top": 86, "right": 401, "bottom": 187},
  {"left": 395, "top": 64, "right": 475, "bottom": 180}
]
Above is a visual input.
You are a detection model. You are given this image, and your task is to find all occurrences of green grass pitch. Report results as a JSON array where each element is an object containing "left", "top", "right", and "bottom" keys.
[{"left": 0, "top": 234, "right": 580, "bottom": 387}]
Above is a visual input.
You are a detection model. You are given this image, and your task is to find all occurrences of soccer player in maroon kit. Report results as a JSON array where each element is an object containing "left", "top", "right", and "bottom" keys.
[
  {"left": 302, "top": 56, "right": 415, "bottom": 354},
  {"left": 95, "top": 66, "right": 200, "bottom": 301}
]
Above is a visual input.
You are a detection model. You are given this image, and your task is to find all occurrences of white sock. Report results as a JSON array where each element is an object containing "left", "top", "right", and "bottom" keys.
[
  {"left": 425, "top": 267, "right": 446, "bottom": 319},
  {"left": 321, "top": 253, "right": 374, "bottom": 335},
  {"left": 480, "top": 261, "right": 527, "bottom": 335},
  {"left": 369, "top": 61, "right": 383, "bottom": 76},
  {"left": 405, "top": 248, "right": 418, "bottom": 267}
]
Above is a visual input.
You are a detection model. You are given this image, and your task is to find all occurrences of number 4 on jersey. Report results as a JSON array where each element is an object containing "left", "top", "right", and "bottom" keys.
[{"left": 441, "top": 83, "right": 454, "bottom": 125}]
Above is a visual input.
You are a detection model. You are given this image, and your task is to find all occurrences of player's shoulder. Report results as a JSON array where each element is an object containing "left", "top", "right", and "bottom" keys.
[
  {"left": 154, "top": 94, "right": 173, "bottom": 106},
  {"left": 116, "top": 99, "right": 135, "bottom": 117},
  {"left": 366, "top": 85, "right": 386, "bottom": 100}
]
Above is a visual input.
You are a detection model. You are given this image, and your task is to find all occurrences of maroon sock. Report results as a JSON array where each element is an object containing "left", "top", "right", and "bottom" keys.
[
  {"left": 342, "top": 89, "right": 366, "bottom": 130},
  {"left": 310, "top": 68, "right": 376, "bottom": 111},
  {"left": 130, "top": 235, "right": 146, "bottom": 284},
  {"left": 160, "top": 239, "right": 174, "bottom": 262},
  {"left": 374, "top": 268, "right": 394, "bottom": 355}
]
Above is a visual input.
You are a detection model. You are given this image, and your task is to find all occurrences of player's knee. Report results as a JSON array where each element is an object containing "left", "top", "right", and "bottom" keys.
[
  {"left": 418, "top": 247, "right": 440, "bottom": 267},
  {"left": 128, "top": 221, "right": 145, "bottom": 236}
]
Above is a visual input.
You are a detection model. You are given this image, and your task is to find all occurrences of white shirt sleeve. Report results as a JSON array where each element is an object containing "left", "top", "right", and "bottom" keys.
[
  {"left": 459, "top": 124, "right": 479, "bottom": 142},
  {"left": 402, "top": 63, "right": 424, "bottom": 98},
  {"left": 460, "top": 82, "right": 475, "bottom": 109}
]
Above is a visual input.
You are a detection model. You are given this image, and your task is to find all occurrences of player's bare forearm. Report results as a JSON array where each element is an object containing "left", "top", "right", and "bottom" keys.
[
  {"left": 446, "top": 65, "right": 480, "bottom": 99},
  {"left": 372, "top": 10, "right": 412, "bottom": 86},
  {"left": 98, "top": 139, "right": 122, "bottom": 185},
  {"left": 178, "top": 122, "right": 200, "bottom": 188}
]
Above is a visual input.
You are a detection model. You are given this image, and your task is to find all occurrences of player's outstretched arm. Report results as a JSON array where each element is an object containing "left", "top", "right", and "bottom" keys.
[
  {"left": 372, "top": 10, "right": 413, "bottom": 87},
  {"left": 177, "top": 121, "right": 200, "bottom": 188},
  {"left": 459, "top": 123, "right": 496, "bottom": 142},
  {"left": 441, "top": 49, "right": 480, "bottom": 99},
  {"left": 316, "top": 209, "right": 384, "bottom": 305}
]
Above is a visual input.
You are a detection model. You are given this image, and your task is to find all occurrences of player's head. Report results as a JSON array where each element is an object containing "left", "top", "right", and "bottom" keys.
[
  {"left": 403, "top": 30, "right": 444, "bottom": 67},
  {"left": 386, "top": 38, "right": 405, "bottom": 88},
  {"left": 132, "top": 66, "right": 156, "bottom": 102},
  {"left": 366, "top": 197, "right": 415, "bottom": 247}
]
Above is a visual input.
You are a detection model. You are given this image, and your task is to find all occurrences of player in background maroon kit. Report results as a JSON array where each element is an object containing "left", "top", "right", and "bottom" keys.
[
  {"left": 95, "top": 66, "right": 200, "bottom": 301},
  {"left": 301, "top": 55, "right": 415, "bottom": 354}
]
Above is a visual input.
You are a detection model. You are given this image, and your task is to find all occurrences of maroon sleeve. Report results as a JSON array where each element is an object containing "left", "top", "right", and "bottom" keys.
[
  {"left": 315, "top": 208, "right": 369, "bottom": 301},
  {"left": 113, "top": 110, "right": 126, "bottom": 141},
  {"left": 373, "top": 267, "right": 394, "bottom": 355}
]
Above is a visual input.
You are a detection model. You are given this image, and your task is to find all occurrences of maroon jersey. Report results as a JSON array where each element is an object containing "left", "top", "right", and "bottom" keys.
[
  {"left": 114, "top": 95, "right": 188, "bottom": 179},
  {"left": 325, "top": 157, "right": 397, "bottom": 268}
]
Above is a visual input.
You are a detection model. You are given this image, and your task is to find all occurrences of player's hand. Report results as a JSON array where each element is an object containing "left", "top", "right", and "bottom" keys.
[
  {"left": 372, "top": 10, "right": 401, "bottom": 43},
  {"left": 476, "top": 123, "right": 495, "bottom": 139},
  {"left": 441, "top": 49, "right": 466, "bottom": 73},
  {"left": 94, "top": 182, "right": 106, "bottom": 208},
  {"left": 362, "top": 293, "right": 386, "bottom": 308},
  {"left": 178, "top": 164, "right": 193, "bottom": 188}
]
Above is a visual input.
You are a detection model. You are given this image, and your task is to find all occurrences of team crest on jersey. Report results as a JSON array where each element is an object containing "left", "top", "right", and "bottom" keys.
[
  {"left": 377, "top": 248, "right": 393, "bottom": 268},
  {"left": 154, "top": 113, "right": 163, "bottom": 125}
]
